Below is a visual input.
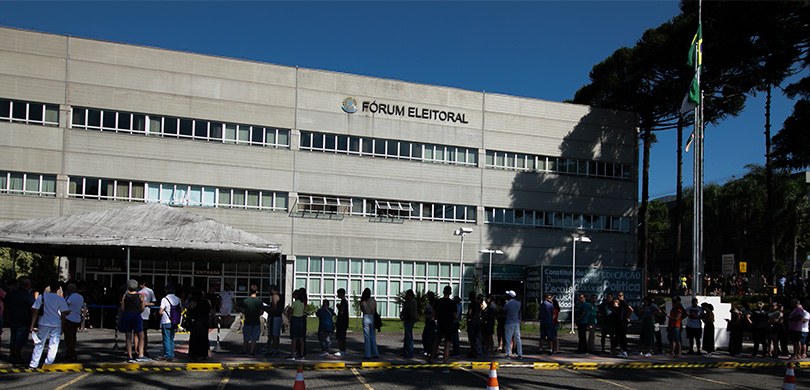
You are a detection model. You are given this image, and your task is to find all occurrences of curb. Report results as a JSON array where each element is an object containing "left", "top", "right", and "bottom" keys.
[{"left": 1, "top": 360, "right": 805, "bottom": 374}]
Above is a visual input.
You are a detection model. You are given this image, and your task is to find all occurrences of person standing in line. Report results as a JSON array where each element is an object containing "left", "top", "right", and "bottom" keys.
[
  {"left": 667, "top": 296, "right": 685, "bottom": 358},
  {"left": 187, "top": 288, "right": 212, "bottom": 361},
  {"left": 158, "top": 284, "right": 181, "bottom": 361},
  {"left": 7, "top": 277, "right": 34, "bottom": 364},
  {"left": 298, "top": 288, "right": 309, "bottom": 356},
  {"left": 120, "top": 279, "right": 146, "bottom": 363},
  {"left": 801, "top": 300, "right": 810, "bottom": 359},
  {"left": 495, "top": 296, "right": 507, "bottom": 353},
  {"left": 0, "top": 282, "right": 5, "bottom": 358},
  {"left": 360, "top": 288, "right": 379, "bottom": 359},
  {"left": 614, "top": 292, "right": 633, "bottom": 358},
  {"left": 575, "top": 294, "right": 588, "bottom": 354},
  {"left": 430, "top": 286, "right": 457, "bottom": 372},
  {"left": 481, "top": 294, "right": 497, "bottom": 357},
  {"left": 537, "top": 293, "right": 554, "bottom": 355},
  {"left": 29, "top": 281, "right": 70, "bottom": 369},
  {"left": 779, "top": 300, "right": 791, "bottom": 358},
  {"left": 241, "top": 285, "right": 263, "bottom": 356},
  {"left": 451, "top": 296, "right": 462, "bottom": 357},
  {"left": 401, "top": 289, "right": 418, "bottom": 358},
  {"left": 585, "top": 294, "right": 599, "bottom": 353},
  {"left": 218, "top": 283, "right": 235, "bottom": 325},
  {"left": 598, "top": 293, "right": 614, "bottom": 354},
  {"left": 422, "top": 291, "right": 436, "bottom": 359},
  {"left": 334, "top": 288, "right": 349, "bottom": 357},
  {"left": 767, "top": 301, "right": 784, "bottom": 358},
  {"left": 749, "top": 301, "right": 769, "bottom": 358},
  {"left": 287, "top": 289, "right": 304, "bottom": 360},
  {"left": 551, "top": 298, "right": 561, "bottom": 353},
  {"left": 316, "top": 299, "right": 335, "bottom": 356},
  {"left": 727, "top": 302, "right": 744, "bottom": 356},
  {"left": 465, "top": 292, "right": 482, "bottom": 358},
  {"left": 503, "top": 290, "right": 523, "bottom": 360},
  {"left": 138, "top": 279, "right": 156, "bottom": 357},
  {"left": 265, "top": 285, "right": 283, "bottom": 357},
  {"left": 701, "top": 302, "right": 715, "bottom": 356},
  {"left": 684, "top": 297, "right": 704, "bottom": 355},
  {"left": 62, "top": 283, "right": 84, "bottom": 362},
  {"left": 638, "top": 295, "right": 659, "bottom": 357},
  {"left": 654, "top": 298, "right": 667, "bottom": 354}
]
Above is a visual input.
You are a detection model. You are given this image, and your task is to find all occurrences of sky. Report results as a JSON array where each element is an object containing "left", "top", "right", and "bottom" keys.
[{"left": 0, "top": 1, "right": 796, "bottom": 199}]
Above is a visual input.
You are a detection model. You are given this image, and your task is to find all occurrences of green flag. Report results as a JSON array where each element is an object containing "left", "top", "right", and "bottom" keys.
[
  {"left": 679, "top": 73, "right": 700, "bottom": 115},
  {"left": 687, "top": 24, "right": 702, "bottom": 68},
  {"left": 681, "top": 24, "right": 703, "bottom": 116}
]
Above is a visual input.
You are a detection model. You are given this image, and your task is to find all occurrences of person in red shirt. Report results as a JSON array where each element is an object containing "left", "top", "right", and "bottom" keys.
[{"left": 667, "top": 296, "right": 685, "bottom": 357}]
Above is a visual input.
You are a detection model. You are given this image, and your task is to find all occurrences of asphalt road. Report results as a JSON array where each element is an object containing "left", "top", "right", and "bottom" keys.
[{"left": 1, "top": 365, "right": 802, "bottom": 390}]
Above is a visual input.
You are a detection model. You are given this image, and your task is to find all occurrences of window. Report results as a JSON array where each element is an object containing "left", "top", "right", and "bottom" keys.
[
  {"left": 298, "top": 131, "right": 478, "bottom": 167},
  {"left": 296, "top": 194, "right": 351, "bottom": 215},
  {"left": 0, "top": 172, "right": 56, "bottom": 196},
  {"left": 69, "top": 106, "right": 290, "bottom": 148},
  {"left": 0, "top": 98, "right": 59, "bottom": 126}
]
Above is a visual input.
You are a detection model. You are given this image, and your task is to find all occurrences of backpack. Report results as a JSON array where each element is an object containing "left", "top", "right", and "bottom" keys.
[{"left": 165, "top": 297, "right": 182, "bottom": 325}]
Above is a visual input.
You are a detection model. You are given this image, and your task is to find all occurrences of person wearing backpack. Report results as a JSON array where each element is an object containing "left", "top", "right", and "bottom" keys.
[{"left": 158, "top": 284, "right": 182, "bottom": 361}]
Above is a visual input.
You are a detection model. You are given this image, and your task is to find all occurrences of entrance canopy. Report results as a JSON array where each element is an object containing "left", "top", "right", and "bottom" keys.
[{"left": 0, "top": 203, "right": 281, "bottom": 259}]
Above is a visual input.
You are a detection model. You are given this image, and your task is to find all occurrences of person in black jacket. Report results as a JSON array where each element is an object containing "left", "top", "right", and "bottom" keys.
[
  {"left": 749, "top": 301, "right": 769, "bottom": 357},
  {"left": 481, "top": 294, "right": 497, "bottom": 356}
]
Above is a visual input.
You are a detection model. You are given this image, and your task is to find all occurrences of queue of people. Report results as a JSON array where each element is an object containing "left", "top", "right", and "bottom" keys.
[{"left": 8, "top": 276, "right": 810, "bottom": 366}]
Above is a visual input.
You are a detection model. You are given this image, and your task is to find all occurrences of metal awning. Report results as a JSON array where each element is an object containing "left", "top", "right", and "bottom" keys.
[{"left": 0, "top": 203, "right": 281, "bottom": 256}]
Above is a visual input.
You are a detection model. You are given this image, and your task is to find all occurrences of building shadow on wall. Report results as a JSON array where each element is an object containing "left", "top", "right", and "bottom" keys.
[{"left": 486, "top": 107, "right": 638, "bottom": 303}]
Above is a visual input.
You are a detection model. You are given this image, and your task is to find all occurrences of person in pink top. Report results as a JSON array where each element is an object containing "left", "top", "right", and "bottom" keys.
[{"left": 787, "top": 298, "right": 807, "bottom": 360}]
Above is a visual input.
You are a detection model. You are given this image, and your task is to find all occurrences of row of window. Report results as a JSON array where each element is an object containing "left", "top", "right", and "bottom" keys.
[
  {"left": 484, "top": 207, "right": 630, "bottom": 233},
  {"left": 3, "top": 98, "right": 632, "bottom": 182},
  {"left": 485, "top": 150, "right": 631, "bottom": 180},
  {"left": 0, "top": 171, "right": 57, "bottom": 196},
  {"left": 68, "top": 177, "right": 288, "bottom": 211},
  {"left": 0, "top": 98, "right": 59, "bottom": 127},
  {"left": 0, "top": 173, "right": 631, "bottom": 233},
  {"left": 296, "top": 194, "right": 477, "bottom": 223},
  {"left": 70, "top": 107, "right": 291, "bottom": 148},
  {"left": 294, "top": 256, "right": 470, "bottom": 318},
  {"left": 300, "top": 131, "right": 478, "bottom": 166}
]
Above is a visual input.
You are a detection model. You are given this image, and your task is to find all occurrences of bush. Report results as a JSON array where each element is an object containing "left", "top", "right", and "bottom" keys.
[{"left": 525, "top": 301, "right": 539, "bottom": 321}]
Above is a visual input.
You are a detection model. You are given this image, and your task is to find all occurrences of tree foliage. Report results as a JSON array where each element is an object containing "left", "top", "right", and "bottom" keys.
[
  {"left": 649, "top": 166, "right": 809, "bottom": 275},
  {"left": 573, "top": 1, "right": 809, "bottom": 278},
  {"left": 0, "top": 247, "right": 59, "bottom": 285}
]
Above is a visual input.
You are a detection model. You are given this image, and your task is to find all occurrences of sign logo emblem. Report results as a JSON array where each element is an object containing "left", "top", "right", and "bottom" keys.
[{"left": 341, "top": 97, "right": 358, "bottom": 114}]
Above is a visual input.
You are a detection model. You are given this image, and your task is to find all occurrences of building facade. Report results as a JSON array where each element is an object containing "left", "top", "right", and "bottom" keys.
[{"left": 0, "top": 27, "right": 638, "bottom": 316}]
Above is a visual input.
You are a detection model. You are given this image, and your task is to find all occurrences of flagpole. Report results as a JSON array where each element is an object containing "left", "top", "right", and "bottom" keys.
[{"left": 691, "top": 0, "right": 703, "bottom": 298}]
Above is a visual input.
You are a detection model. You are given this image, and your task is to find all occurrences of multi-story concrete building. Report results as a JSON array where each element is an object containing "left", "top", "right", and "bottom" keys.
[{"left": 0, "top": 27, "right": 637, "bottom": 316}]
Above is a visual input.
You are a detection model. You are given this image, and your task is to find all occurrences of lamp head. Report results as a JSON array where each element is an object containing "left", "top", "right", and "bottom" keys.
[{"left": 454, "top": 227, "right": 474, "bottom": 236}]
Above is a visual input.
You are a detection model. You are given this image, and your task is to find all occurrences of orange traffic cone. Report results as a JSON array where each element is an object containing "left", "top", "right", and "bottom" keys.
[
  {"left": 782, "top": 362, "right": 796, "bottom": 390},
  {"left": 487, "top": 362, "right": 499, "bottom": 390},
  {"left": 293, "top": 367, "right": 306, "bottom": 390}
]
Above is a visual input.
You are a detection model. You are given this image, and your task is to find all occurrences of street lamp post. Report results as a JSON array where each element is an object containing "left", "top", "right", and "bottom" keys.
[
  {"left": 479, "top": 249, "right": 504, "bottom": 295},
  {"left": 453, "top": 227, "right": 473, "bottom": 299},
  {"left": 571, "top": 229, "right": 592, "bottom": 334}
]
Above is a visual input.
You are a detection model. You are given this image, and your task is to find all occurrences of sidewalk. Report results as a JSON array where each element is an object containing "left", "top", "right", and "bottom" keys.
[{"left": 1, "top": 320, "right": 801, "bottom": 369}]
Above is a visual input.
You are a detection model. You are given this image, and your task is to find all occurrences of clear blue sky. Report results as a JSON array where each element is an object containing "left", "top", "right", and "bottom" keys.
[{"left": 0, "top": 1, "right": 793, "bottom": 199}]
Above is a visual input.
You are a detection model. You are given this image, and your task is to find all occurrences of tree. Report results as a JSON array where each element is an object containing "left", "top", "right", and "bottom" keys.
[
  {"left": 574, "top": 1, "right": 808, "bottom": 288},
  {"left": 573, "top": 13, "right": 745, "bottom": 286},
  {"left": 772, "top": 99, "right": 810, "bottom": 170},
  {"left": 0, "top": 247, "right": 59, "bottom": 285},
  {"left": 651, "top": 166, "right": 809, "bottom": 278}
]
